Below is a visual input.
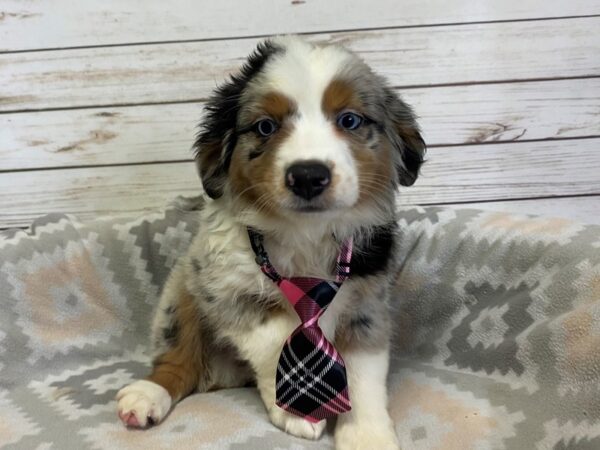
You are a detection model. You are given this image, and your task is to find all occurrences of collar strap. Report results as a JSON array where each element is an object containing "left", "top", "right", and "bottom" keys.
[
  {"left": 247, "top": 228, "right": 282, "bottom": 283},
  {"left": 247, "top": 228, "right": 353, "bottom": 283}
]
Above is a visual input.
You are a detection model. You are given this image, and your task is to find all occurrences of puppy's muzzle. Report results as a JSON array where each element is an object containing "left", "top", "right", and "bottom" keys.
[{"left": 285, "top": 161, "right": 331, "bottom": 201}]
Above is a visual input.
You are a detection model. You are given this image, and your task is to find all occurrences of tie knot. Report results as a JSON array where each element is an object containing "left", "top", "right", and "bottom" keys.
[{"left": 279, "top": 278, "right": 340, "bottom": 324}]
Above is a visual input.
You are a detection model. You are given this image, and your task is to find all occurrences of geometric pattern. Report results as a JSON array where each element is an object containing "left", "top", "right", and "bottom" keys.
[
  {"left": 28, "top": 346, "right": 151, "bottom": 421},
  {"left": 4, "top": 233, "right": 132, "bottom": 364},
  {"left": 1, "top": 198, "right": 599, "bottom": 449},
  {"left": 389, "top": 371, "right": 525, "bottom": 450},
  {"left": 79, "top": 392, "right": 279, "bottom": 450},
  {"left": 0, "top": 389, "right": 40, "bottom": 446},
  {"left": 466, "top": 303, "right": 510, "bottom": 350}
]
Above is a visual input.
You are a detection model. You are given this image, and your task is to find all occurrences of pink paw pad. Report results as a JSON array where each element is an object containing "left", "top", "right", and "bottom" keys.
[{"left": 119, "top": 410, "right": 141, "bottom": 428}]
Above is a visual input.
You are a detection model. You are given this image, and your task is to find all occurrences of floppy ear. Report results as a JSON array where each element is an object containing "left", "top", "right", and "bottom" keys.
[
  {"left": 382, "top": 89, "right": 426, "bottom": 186},
  {"left": 193, "top": 138, "right": 230, "bottom": 199},
  {"left": 193, "top": 81, "right": 241, "bottom": 199},
  {"left": 193, "top": 40, "right": 281, "bottom": 199}
]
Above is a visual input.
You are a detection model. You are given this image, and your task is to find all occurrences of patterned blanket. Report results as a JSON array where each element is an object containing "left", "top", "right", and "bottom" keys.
[{"left": 1, "top": 197, "right": 599, "bottom": 449}]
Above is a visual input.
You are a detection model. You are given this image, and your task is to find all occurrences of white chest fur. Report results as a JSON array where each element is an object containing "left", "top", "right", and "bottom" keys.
[{"left": 190, "top": 199, "right": 349, "bottom": 341}]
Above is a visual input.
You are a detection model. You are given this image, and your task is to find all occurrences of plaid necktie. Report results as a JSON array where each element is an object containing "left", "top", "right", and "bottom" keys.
[{"left": 248, "top": 228, "right": 353, "bottom": 422}]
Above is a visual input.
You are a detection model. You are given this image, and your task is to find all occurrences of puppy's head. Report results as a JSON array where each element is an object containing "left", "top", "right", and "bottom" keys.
[{"left": 195, "top": 36, "right": 425, "bottom": 222}]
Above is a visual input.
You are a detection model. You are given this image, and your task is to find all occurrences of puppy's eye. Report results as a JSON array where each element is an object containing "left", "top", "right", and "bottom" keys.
[
  {"left": 255, "top": 118, "right": 278, "bottom": 137},
  {"left": 337, "top": 112, "right": 363, "bottom": 131}
]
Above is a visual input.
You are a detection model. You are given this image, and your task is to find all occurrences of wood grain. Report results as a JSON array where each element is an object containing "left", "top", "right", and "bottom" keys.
[
  {"left": 406, "top": 140, "right": 600, "bottom": 204},
  {"left": 2, "top": 78, "right": 599, "bottom": 171},
  {"left": 2, "top": 0, "right": 599, "bottom": 52},
  {"left": 0, "top": 104, "right": 202, "bottom": 169},
  {"left": 2, "top": 2, "right": 599, "bottom": 226},
  {"left": 2, "top": 17, "right": 600, "bottom": 112},
  {"left": 2, "top": 139, "right": 599, "bottom": 228}
]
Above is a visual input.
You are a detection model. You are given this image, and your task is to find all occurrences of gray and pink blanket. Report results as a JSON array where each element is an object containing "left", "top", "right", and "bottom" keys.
[{"left": 1, "top": 197, "right": 599, "bottom": 449}]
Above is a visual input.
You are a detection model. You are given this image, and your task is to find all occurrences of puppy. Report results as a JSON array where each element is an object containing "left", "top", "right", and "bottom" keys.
[{"left": 116, "top": 36, "right": 425, "bottom": 449}]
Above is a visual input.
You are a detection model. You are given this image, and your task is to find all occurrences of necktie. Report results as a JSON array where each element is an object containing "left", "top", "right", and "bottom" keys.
[{"left": 248, "top": 228, "right": 353, "bottom": 422}]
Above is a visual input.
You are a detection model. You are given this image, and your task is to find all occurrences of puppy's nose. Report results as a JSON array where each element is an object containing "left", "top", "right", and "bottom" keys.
[{"left": 285, "top": 162, "right": 331, "bottom": 200}]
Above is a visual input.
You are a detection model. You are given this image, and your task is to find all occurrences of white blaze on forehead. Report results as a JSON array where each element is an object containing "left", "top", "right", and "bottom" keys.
[
  {"left": 261, "top": 37, "right": 353, "bottom": 113},
  {"left": 260, "top": 37, "right": 359, "bottom": 207}
]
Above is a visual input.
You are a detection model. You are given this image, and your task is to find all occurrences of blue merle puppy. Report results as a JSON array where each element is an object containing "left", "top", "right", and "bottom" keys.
[{"left": 117, "top": 35, "right": 425, "bottom": 450}]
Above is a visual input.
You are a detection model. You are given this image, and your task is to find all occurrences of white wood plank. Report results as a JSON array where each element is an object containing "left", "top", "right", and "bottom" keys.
[
  {"left": 1, "top": 139, "right": 599, "bottom": 228},
  {"left": 0, "top": 105, "right": 203, "bottom": 169},
  {"left": 402, "top": 139, "right": 600, "bottom": 204},
  {"left": 2, "top": 17, "right": 600, "bottom": 112},
  {"left": 407, "top": 78, "right": 600, "bottom": 146},
  {"left": 2, "top": 78, "right": 599, "bottom": 170},
  {"left": 443, "top": 197, "right": 600, "bottom": 225},
  {"left": 0, "top": 163, "right": 200, "bottom": 228},
  {"left": 1, "top": 0, "right": 598, "bottom": 52}
]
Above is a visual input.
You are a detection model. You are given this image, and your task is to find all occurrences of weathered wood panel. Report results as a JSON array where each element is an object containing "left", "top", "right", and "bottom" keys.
[
  {"left": 0, "top": 104, "right": 202, "bottom": 170},
  {"left": 2, "top": 79, "right": 599, "bottom": 171},
  {"left": 405, "top": 140, "right": 600, "bottom": 204},
  {"left": 2, "top": 139, "right": 599, "bottom": 228},
  {"left": 2, "top": 0, "right": 598, "bottom": 52},
  {"left": 1, "top": 2, "right": 598, "bottom": 227},
  {"left": 2, "top": 18, "right": 600, "bottom": 112}
]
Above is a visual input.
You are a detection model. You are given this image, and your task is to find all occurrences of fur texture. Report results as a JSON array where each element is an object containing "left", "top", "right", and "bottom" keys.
[{"left": 117, "top": 35, "right": 425, "bottom": 449}]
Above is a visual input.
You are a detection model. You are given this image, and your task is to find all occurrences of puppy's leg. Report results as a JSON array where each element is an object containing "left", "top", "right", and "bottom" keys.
[
  {"left": 333, "top": 279, "right": 399, "bottom": 450},
  {"left": 229, "top": 311, "right": 328, "bottom": 440},
  {"left": 117, "top": 265, "right": 206, "bottom": 428},
  {"left": 334, "top": 347, "right": 399, "bottom": 450}
]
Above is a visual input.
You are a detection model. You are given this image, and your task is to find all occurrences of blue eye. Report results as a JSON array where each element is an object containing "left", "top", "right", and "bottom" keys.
[
  {"left": 256, "top": 118, "right": 278, "bottom": 137},
  {"left": 337, "top": 112, "right": 363, "bottom": 130}
]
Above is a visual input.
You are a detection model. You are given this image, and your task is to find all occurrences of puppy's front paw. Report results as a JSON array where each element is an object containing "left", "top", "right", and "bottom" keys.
[
  {"left": 116, "top": 380, "right": 171, "bottom": 428},
  {"left": 268, "top": 406, "right": 326, "bottom": 440},
  {"left": 335, "top": 421, "right": 400, "bottom": 450}
]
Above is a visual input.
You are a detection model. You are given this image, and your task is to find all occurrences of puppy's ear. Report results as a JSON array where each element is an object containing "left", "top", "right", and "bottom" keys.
[
  {"left": 193, "top": 137, "right": 231, "bottom": 199},
  {"left": 193, "top": 83, "right": 240, "bottom": 199},
  {"left": 382, "top": 88, "right": 426, "bottom": 186},
  {"left": 194, "top": 40, "right": 281, "bottom": 199}
]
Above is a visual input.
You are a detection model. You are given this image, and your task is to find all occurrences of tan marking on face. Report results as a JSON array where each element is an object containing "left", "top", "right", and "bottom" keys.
[
  {"left": 240, "top": 90, "right": 297, "bottom": 126},
  {"left": 321, "top": 79, "right": 362, "bottom": 118},
  {"left": 148, "top": 290, "right": 208, "bottom": 402},
  {"left": 228, "top": 91, "right": 296, "bottom": 216},
  {"left": 350, "top": 138, "right": 394, "bottom": 206},
  {"left": 257, "top": 91, "right": 296, "bottom": 122},
  {"left": 228, "top": 126, "right": 292, "bottom": 217},
  {"left": 322, "top": 78, "right": 393, "bottom": 205}
]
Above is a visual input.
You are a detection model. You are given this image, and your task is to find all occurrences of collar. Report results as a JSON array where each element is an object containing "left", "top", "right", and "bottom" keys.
[{"left": 247, "top": 228, "right": 353, "bottom": 284}]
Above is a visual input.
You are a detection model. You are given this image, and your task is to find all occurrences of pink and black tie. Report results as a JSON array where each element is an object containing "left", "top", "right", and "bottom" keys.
[{"left": 248, "top": 228, "right": 353, "bottom": 422}]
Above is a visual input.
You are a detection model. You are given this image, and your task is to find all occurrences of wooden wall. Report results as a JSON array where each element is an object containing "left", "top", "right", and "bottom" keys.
[{"left": 1, "top": 0, "right": 599, "bottom": 228}]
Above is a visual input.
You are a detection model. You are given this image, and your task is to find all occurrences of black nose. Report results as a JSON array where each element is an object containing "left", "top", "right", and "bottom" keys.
[{"left": 285, "top": 162, "right": 331, "bottom": 200}]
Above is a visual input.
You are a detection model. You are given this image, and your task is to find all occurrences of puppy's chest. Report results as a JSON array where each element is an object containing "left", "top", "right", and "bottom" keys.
[
  {"left": 189, "top": 225, "right": 362, "bottom": 344},
  {"left": 266, "top": 240, "right": 339, "bottom": 280},
  {"left": 192, "top": 225, "right": 341, "bottom": 306}
]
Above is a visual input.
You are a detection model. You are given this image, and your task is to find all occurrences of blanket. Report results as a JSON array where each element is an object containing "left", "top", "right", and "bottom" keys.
[{"left": 1, "top": 197, "right": 599, "bottom": 449}]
